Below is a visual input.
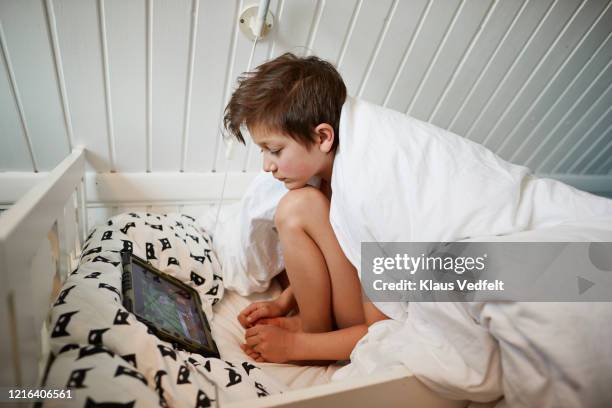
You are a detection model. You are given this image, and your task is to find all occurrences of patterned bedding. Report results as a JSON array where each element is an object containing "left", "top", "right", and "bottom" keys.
[{"left": 41, "top": 212, "right": 286, "bottom": 407}]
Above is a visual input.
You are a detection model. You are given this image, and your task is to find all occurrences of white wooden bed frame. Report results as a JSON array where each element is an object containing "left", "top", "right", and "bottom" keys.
[{"left": 0, "top": 148, "right": 478, "bottom": 407}]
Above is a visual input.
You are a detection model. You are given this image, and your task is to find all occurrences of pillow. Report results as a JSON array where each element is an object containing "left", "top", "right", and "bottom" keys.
[
  {"left": 44, "top": 212, "right": 285, "bottom": 406},
  {"left": 198, "top": 172, "right": 288, "bottom": 295}
]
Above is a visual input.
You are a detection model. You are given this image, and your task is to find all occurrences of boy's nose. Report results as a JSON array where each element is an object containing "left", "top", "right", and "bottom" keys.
[{"left": 263, "top": 157, "right": 277, "bottom": 173}]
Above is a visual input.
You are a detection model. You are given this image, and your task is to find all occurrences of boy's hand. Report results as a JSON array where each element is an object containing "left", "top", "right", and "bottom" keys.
[
  {"left": 238, "top": 300, "right": 286, "bottom": 329},
  {"left": 242, "top": 324, "right": 295, "bottom": 363}
]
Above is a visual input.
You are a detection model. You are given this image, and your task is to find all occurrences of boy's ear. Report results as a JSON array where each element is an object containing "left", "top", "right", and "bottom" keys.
[{"left": 314, "top": 123, "right": 335, "bottom": 153}]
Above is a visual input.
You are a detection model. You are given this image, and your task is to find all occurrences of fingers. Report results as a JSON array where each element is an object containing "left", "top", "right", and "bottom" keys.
[
  {"left": 245, "top": 334, "right": 260, "bottom": 347},
  {"left": 246, "top": 306, "right": 271, "bottom": 324},
  {"left": 258, "top": 318, "right": 272, "bottom": 325},
  {"left": 241, "top": 343, "right": 262, "bottom": 361},
  {"left": 245, "top": 325, "right": 260, "bottom": 339},
  {"left": 238, "top": 302, "right": 272, "bottom": 328},
  {"left": 238, "top": 303, "right": 260, "bottom": 328}
]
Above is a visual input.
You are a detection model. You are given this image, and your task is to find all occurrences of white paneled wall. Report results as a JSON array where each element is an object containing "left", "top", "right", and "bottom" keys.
[{"left": 1, "top": 0, "right": 611, "bottom": 177}]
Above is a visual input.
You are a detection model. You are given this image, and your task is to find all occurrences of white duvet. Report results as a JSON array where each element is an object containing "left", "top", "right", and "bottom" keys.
[{"left": 329, "top": 98, "right": 612, "bottom": 407}]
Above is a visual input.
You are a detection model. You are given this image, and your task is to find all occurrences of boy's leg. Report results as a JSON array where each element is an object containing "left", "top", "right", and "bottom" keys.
[{"left": 274, "top": 187, "right": 364, "bottom": 333}]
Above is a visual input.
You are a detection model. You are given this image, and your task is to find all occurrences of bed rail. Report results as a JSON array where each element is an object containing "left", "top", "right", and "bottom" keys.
[
  {"left": 0, "top": 148, "right": 86, "bottom": 388},
  {"left": 224, "top": 367, "right": 468, "bottom": 408}
]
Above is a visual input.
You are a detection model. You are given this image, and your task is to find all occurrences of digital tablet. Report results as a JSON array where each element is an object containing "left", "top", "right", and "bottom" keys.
[{"left": 120, "top": 251, "right": 220, "bottom": 358}]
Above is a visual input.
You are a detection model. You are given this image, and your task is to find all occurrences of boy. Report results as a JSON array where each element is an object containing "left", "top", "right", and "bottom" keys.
[{"left": 224, "top": 53, "right": 389, "bottom": 363}]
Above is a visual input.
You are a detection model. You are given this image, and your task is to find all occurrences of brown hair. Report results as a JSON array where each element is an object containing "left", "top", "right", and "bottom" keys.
[{"left": 223, "top": 53, "right": 346, "bottom": 150}]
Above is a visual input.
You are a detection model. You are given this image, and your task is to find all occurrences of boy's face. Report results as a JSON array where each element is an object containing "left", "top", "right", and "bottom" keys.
[{"left": 250, "top": 124, "right": 334, "bottom": 189}]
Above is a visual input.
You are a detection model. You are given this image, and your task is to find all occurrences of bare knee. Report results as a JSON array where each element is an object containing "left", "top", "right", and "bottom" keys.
[{"left": 274, "top": 186, "right": 329, "bottom": 231}]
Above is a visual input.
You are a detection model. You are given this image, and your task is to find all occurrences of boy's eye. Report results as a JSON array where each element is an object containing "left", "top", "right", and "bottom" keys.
[{"left": 259, "top": 147, "right": 282, "bottom": 156}]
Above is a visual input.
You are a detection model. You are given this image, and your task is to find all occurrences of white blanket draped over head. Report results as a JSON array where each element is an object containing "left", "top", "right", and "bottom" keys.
[{"left": 328, "top": 98, "right": 612, "bottom": 407}]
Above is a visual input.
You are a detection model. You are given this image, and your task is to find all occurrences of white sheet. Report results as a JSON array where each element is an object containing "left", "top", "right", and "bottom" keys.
[
  {"left": 198, "top": 174, "right": 287, "bottom": 296},
  {"left": 334, "top": 220, "right": 612, "bottom": 407},
  {"left": 328, "top": 98, "right": 612, "bottom": 406},
  {"left": 329, "top": 97, "right": 612, "bottom": 311}
]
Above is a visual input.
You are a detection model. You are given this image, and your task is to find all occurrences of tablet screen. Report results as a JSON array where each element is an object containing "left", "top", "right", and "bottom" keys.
[{"left": 131, "top": 261, "right": 208, "bottom": 346}]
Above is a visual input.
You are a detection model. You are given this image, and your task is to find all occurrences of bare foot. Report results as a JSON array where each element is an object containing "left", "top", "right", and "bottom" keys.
[{"left": 257, "top": 315, "right": 302, "bottom": 332}]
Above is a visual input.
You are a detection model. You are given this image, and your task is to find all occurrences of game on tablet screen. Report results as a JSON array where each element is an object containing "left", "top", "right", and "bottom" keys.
[{"left": 131, "top": 262, "right": 208, "bottom": 346}]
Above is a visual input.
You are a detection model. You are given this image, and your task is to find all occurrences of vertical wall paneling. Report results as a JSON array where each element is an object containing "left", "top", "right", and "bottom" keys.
[
  {"left": 270, "top": 0, "right": 319, "bottom": 58},
  {"left": 337, "top": 0, "right": 394, "bottom": 96},
  {"left": 0, "top": 22, "right": 33, "bottom": 171},
  {"left": 439, "top": 0, "right": 528, "bottom": 130},
  {"left": 105, "top": 0, "right": 147, "bottom": 172},
  {"left": 595, "top": 153, "right": 612, "bottom": 174},
  {"left": 97, "top": 0, "right": 117, "bottom": 171},
  {"left": 304, "top": 0, "right": 324, "bottom": 55},
  {"left": 151, "top": 0, "right": 191, "bottom": 172},
  {"left": 483, "top": 0, "right": 601, "bottom": 154},
  {"left": 383, "top": 0, "right": 434, "bottom": 109},
  {"left": 571, "top": 123, "right": 612, "bottom": 174},
  {"left": 0, "top": 0, "right": 69, "bottom": 171},
  {"left": 0, "top": 0, "right": 610, "bottom": 180},
  {"left": 427, "top": 0, "right": 498, "bottom": 124},
  {"left": 356, "top": 0, "right": 399, "bottom": 98},
  {"left": 464, "top": 0, "right": 576, "bottom": 145},
  {"left": 146, "top": 0, "right": 152, "bottom": 171},
  {"left": 503, "top": 1, "right": 612, "bottom": 162},
  {"left": 0, "top": 22, "right": 38, "bottom": 172},
  {"left": 212, "top": 0, "right": 251, "bottom": 174},
  {"left": 407, "top": 0, "right": 493, "bottom": 121},
  {"left": 180, "top": 0, "right": 199, "bottom": 172},
  {"left": 530, "top": 61, "right": 612, "bottom": 171},
  {"left": 184, "top": 0, "right": 238, "bottom": 172},
  {"left": 210, "top": 0, "right": 241, "bottom": 173},
  {"left": 583, "top": 133, "right": 612, "bottom": 174},
  {"left": 553, "top": 96, "right": 612, "bottom": 173},
  {"left": 308, "top": 0, "right": 359, "bottom": 64},
  {"left": 405, "top": 0, "right": 466, "bottom": 116},
  {"left": 448, "top": 0, "right": 554, "bottom": 137},
  {"left": 359, "top": 0, "right": 429, "bottom": 106},
  {"left": 384, "top": 0, "right": 461, "bottom": 113},
  {"left": 53, "top": 0, "right": 112, "bottom": 172},
  {"left": 514, "top": 37, "right": 612, "bottom": 166},
  {"left": 335, "top": 0, "right": 362, "bottom": 69},
  {"left": 44, "top": 0, "right": 74, "bottom": 154}
]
